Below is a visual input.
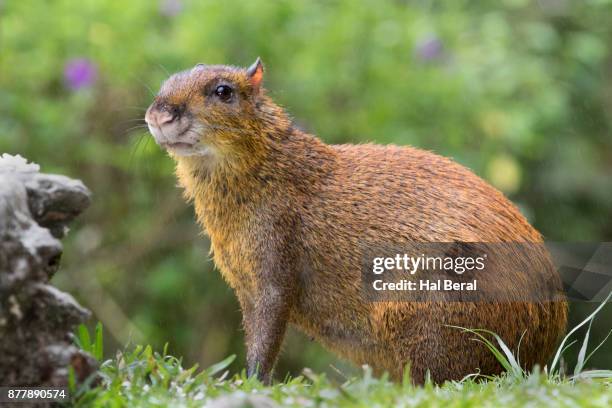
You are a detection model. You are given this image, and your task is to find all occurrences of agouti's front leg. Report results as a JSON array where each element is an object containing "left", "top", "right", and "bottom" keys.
[{"left": 241, "top": 284, "right": 293, "bottom": 384}]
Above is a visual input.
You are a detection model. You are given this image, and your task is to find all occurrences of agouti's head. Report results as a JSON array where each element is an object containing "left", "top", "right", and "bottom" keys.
[{"left": 145, "top": 58, "right": 268, "bottom": 158}]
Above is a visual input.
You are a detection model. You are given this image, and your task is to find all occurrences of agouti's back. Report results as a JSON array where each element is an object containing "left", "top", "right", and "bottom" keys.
[{"left": 291, "top": 143, "right": 566, "bottom": 383}]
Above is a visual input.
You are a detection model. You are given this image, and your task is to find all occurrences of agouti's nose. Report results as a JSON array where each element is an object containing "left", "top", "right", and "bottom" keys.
[
  {"left": 146, "top": 109, "right": 177, "bottom": 128},
  {"left": 146, "top": 102, "right": 185, "bottom": 127}
]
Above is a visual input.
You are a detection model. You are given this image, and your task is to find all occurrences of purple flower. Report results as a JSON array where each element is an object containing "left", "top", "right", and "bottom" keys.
[
  {"left": 159, "top": 0, "right": 183, "bottom": 17},
  {"left": 64, "top": 58, "right": 97, "bottom": 90},
  {"left": 415, "top": 35, "right": 444, "bottom": 62}
]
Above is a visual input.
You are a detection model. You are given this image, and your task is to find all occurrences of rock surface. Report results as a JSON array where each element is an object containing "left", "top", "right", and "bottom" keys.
[{"left": 0, "top": 154, "right": 97, "bottom": 387}]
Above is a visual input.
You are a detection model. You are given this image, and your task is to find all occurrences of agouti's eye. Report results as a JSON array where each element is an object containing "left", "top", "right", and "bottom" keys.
[{"left": 215, "top": 85, "right": 233, "bottom": 102}]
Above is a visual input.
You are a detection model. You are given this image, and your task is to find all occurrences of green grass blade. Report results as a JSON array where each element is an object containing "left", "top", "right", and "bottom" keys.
[
  {"left": 550, "top": 291, "right": 612, "bottom": 375},
  {"left": 584, "top": 328, "right": 612, "bottom": 366},
  {"left": 472, "top": 338, "right": 513, "bottom": 373},
  {"left": 515, "top": 329, "right": 527, "bottom": 367},
  {"left": 67, "top": 366, "right": 76, "bottom": 393},
  {"left": 571, "top": 370, "right": 612, "bottom": 380},
  {"left": 573, "top": 319, "right": 593, "bottom": 377},
  {"left": 94, "top": 322, "right": 104, "bottom": 361},
  {"left": 492, "top": 333, "right": 523, "bottom": 377},
  {"left": 447, "top": 325, "right": 516, "bottom": 375},
  {"left": 205, "top": 354, "right": 236, "bottom": 376},
  {"left": 559, "top": 339, "right": 577, "bottom": 356},
  {"left": 77, "top": 324, "right": 91, "bottom": 353}
]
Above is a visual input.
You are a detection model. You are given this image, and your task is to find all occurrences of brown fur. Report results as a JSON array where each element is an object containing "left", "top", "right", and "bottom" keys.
[{"left": 147, "top": 61, "right": 567, "bottom": 384}]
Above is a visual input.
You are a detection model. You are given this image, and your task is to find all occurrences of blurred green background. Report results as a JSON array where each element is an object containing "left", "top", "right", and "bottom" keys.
[{"left": 1, "top": 0, "right": 611, "bottom": 378}]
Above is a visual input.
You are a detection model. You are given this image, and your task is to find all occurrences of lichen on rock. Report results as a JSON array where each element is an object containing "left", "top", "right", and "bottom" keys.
[{"left": 0, "top": 154, "right": 97, "bottom": 389}]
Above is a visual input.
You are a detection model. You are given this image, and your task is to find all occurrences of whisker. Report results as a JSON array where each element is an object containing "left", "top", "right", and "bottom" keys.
[
  {"left": 123, "top": 124, "right": 149, "bottom": 134},
  {"left": 157, "top": 63, "right": 170, "bottom": 77},
  {"left": 140, "top": 81, "right": 156, "bottom": 98},
  {"left": 117, "top": 118, "right": 147, "bottom": 125},
  {"left": 125, "top": 72, "right": 157, "bottom": 98},
  {"left": 125, "top": 124, "right": 149, "bottom": 130},
  {"left": 128, "top": 133, "right": 146, "bottom": 169},
  {"left": 121, "top": 106, "right": 150, "bottom": 111}
]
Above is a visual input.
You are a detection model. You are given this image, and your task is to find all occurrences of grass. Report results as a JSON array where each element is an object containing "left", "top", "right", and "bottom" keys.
[
  {"left": 70, "top": 351, "right": 611, "bottom": 407},
  {"left": 71, "top": 296, "right": 612, "bottom": 407}
]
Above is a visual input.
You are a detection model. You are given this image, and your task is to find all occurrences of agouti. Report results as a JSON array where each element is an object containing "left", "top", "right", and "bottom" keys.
[{"left": 145, "top": 58, "right": 567, "bottom": 384}]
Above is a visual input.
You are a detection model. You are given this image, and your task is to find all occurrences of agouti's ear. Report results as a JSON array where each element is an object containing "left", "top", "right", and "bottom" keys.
[{"left": 247, "top": 57, "right": 264, "bottom": 91}]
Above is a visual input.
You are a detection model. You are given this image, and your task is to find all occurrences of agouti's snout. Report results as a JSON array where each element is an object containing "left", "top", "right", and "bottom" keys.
[
  {"left": 146, "top": 106, "right": 178, "bottom": 127},
  {"left": 145, "top": 100, "right": 197, "bottom": 152}
]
